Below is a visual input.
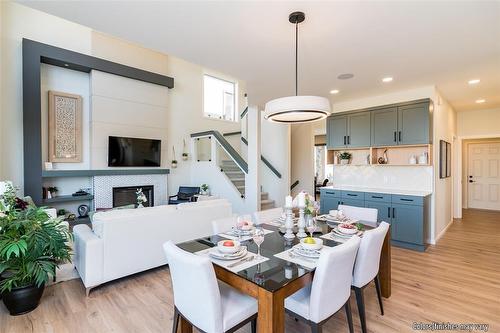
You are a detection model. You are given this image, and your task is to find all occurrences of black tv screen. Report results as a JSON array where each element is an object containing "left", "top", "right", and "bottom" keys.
[{"left": 108, "top": 136, "right": 161, "bottom": 167}]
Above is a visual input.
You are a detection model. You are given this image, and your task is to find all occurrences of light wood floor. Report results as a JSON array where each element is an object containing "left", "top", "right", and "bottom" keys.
[{"left": 1, "top": 209, "right": 499, "bottom": 333}]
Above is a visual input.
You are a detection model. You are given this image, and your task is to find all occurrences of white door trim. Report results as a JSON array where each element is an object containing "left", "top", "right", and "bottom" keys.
[{"left": 455, "top": 134, "right": 500, "bottom": 218}]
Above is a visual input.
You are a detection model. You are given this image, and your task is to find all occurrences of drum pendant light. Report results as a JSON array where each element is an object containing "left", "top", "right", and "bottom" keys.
[{"left": 264, "top": 11, "right": 331, "bottom": 123}]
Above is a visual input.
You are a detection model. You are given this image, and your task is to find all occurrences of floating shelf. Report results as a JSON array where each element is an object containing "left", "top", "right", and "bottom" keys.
[
  {"left": 328, "top": 144, "right": 432, "bottom": 166},
  {"left": 42, "top": 194, "right": 94, "bottom": 204},
  {"left": 42, "top": 169, "right": 170, "bottom": 178}
]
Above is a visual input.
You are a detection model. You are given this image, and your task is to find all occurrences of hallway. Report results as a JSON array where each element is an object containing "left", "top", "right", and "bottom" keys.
[{"left": 1, "top": 209, "right": 499, "bottom": 332}]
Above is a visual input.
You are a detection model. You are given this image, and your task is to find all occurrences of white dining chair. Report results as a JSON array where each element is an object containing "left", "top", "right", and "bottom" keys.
[
  {"left": 351, "top": 221, "right": 390, "bottom": 333},
  {"left": 285, "top": 236, "right": 361, "bottom": 333},
  {"left": 163, "top": 241, "right": 257, "bottom": 333},
  {"left": 211, "top": 214, "right": 252, "bottom": 235},
  {"left": 338, "top": 205, "right": 378, "bottom": 227},
  {"left": 253, "top": 207, "right": 283, "bottom": 225}
]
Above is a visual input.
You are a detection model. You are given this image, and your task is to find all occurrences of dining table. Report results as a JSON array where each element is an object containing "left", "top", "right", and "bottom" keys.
[{"left": 176, "top": 219, "right": 391, "bottom": 333}]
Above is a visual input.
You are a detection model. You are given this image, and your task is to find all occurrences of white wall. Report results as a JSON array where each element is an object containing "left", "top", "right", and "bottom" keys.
[
  {"left": 432, "top": 90, "right": 456, "bottom": 242},
  {"left": 0, "top": 2, "right": 92, "bottom": 190},
  {"left": 260, "top": 113, "right": 290, "bottom": 207},
  {"left": 291, "top": 123, "right": 315, "bottom": 197},
  {"left": 457, "top": 108, "right": 500, "bottom": 137}
]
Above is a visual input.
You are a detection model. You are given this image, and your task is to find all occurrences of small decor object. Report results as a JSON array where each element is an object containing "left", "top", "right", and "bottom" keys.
[
  {"left": 200, "top": 184, "right": 209, "bottom": 195},
  {"left": 47, "top": 186, "right": 58, "bottom": 198},
  {"left": 77, "top": 204, "right": 89, "bottom": 218},
  {"left": 296, "top": 192, "right": 307, "bottom": 238},
  {"left": 409, "top": 155, "right": 417, "bottom": 164},
  {"left": 419, "top": 151, "right": 429, "bottom": 165},
  {"left": 171, "top": 146, "right": 178, "bottom": 168},
  {"left": 377, "top": 149, "right": 388, "bottom": 164},
  {"left": 136, "top": 188, "right": 148, "bottom": 208},
  {"left": 284, "top": 195, "right": 295, "bottom": 240},
  {"left": 0, "top": 183, "right": 72, "bottom": 315},
  {"left": 44, "top": 162, "right": 53, "bottom": 170},
  {"left": 48, "top": 91, "right": 83, "bottom": 163},
  {"left": 365, "top": 154, "right": 371, "bottom": 165},
  {"left": 337, "top": 151, "right": 351, "bottom": 165},
  {"left": 182, "top": 139, "right": 189, "bottom": 161}
]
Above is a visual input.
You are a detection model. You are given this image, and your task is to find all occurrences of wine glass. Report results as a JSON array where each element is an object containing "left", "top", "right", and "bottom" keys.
[
  {"left": 252, "top": 227, "right": 265, "bottom": 259},
  {"left": 306, "top": 216, "right": 317, "bottom": 238}
]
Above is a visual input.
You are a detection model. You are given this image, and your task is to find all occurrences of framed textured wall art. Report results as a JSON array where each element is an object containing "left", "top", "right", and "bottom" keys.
[{"left": 48, "top": 91, "right": 83, "bottom": 163}]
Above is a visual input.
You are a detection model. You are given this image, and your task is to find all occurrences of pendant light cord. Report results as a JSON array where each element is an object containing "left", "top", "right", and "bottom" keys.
[{"left": 295, "top": 21, "right": 298, "bottom": 96}]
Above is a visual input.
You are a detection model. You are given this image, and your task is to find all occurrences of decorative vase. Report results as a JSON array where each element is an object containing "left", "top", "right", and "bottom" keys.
[
  {"left": 340, "top": 159, "right": 349, "bottom": 165},
  {"left": 2, "top": 284, "right": 45, "bottom": 316},
  {"left": 137, "top": 203, "right": 144, "bottom": 208}
]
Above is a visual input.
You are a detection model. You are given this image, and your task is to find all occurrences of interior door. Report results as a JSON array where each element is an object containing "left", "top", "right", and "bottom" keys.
[{"left": 468, "top": 142, "right": 500, "bottom": 211}]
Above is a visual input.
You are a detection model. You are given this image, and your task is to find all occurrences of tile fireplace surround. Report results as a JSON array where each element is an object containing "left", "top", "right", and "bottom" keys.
[{"left": 93, "top": 174, "right": 167, "bottom": 208}]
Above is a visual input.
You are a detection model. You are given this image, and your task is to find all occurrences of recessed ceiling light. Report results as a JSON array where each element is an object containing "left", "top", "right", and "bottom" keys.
[
  {"left": 468, "top": 79, "right": 480, "bottom": 85},
  {"left": 330, "top": 89, "right": 339, "bottom": 94},
  {"left": 337, "top": 73, "right": 354, "bottom": 80},
  {"left": 475, "top": 99, "right": 486, "bottom": 104},
  {"left": 382, "top": 77, "right": 393, "bottom": 83}
]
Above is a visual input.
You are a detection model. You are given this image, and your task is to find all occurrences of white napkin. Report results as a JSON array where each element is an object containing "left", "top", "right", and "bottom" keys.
[
  {"left": 320, "top": 232, "right": 348, "bottom": 243},
  {"left": 274, "top": 247, "right": 330, "bottom": 270},
  {"left": 196, "top": 248, "right": 269, "bottom": 272},
  {"left": 218, "top": 228, "right": 274, "bottom": 242}
]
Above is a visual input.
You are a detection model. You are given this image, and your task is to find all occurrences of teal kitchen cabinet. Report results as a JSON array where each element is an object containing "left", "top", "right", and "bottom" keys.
[
  {"left": 327, "top": 116, "right": 348, "bottom": 149},
  {"left": 327, "top": 112, "right": 371, "bottom": 149},
  {"left": 365, "top": 200, "right": 393, "bottom": 238},
  {"left": 341, "top": 198, "right": 364, "bottom": 208},
  {"left": 320, "top": 189, "right": 341, "bottom": 214},
  {"left": 347, "top": 112, "right": 371, "bottom": 148},
  {"left": 371, "top": 107, "right": 398, "bottom": 146},
  {"left": 391, "top": 203, "right": 425, "bottom": 251},
  {"left": 398, "top": 102, "right": 431, "bottom": 145}
]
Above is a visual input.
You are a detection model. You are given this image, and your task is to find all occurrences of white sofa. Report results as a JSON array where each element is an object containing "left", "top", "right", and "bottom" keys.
[{"left": 73, "top": 199, "right": 232, "bottom": 294}]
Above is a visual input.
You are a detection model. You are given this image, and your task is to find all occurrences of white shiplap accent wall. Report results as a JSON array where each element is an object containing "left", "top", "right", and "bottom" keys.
[{"left": 90, "top": 70, "right": 169, "bottom": 169}]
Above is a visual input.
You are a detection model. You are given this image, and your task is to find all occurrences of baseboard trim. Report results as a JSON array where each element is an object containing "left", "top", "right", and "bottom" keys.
[{"left": 434, "top": 219, "right": 454, "bottom": 243}]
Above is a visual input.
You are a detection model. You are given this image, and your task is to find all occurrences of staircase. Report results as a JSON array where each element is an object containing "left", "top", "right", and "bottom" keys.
[{"left": 220, "top": 160, "right": 275, "bottom": 210}]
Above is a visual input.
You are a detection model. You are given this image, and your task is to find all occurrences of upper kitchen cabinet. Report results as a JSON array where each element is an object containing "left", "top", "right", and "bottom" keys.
[
  {"left": 327, "top": 115, "right": 348, "bottom": 149},
  {"left": 398, "top": 102, "right": 432, "bottom": 145},
  {"left": 371, "top": 107, "right": 398, "bottom": 146},
  {"left": 327, "top": 112, "right": 370, "bottom": 149}
]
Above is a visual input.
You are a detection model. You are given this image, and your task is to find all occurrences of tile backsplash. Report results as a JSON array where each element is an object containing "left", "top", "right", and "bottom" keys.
[{"left": 333, "top": 165, "right": 433, "bottom": 191}]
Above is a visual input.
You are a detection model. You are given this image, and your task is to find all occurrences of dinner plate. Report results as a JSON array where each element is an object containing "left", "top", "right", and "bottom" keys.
[
  {"left": 231, "top": 228, "right": 254, "bottom": 236},
  {"left": 291, "top": 244, "right": 321, "bottom": 259},
  {"left": 209, "top": 246, "right": 247, "bottom": 260},
  {"left": 331, "top": 227, "right": 364, "bottom": 238}
]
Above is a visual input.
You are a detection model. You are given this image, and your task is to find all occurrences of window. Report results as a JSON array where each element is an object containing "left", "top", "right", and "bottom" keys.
[{"left": 203, "top": 74, "right": 237, "bottom": 122}]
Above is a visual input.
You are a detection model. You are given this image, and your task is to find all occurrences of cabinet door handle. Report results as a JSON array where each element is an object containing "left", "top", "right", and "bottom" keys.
[
  {"left": 392, "top": 207, "right": 396, "bottom": 218},
  {"left": 394, "top": 131, "right": 397, "bottom": 142},
  {"left": 325, "top": 191, "right": 335, "bottom": 195},
  {"left": 400, "top": 198, "right": 413, "bottom": 202},
  {"left": 346, "top": 194, "right": 357, "bottom": 197},
  {"left": 398, "top": 131, "right": 402, "bottom": 142},
  {"left": 372, "top": 196, "right": 383, "bottom": 199},
  {"left": 388, "top": 207, "right": 391, "bottom": 218},
  {"left": 344, "top": 136, "right": 346, "bottom": 145},
  {"left": 347, "top": 136, "right": 350, "bottom": 144}
]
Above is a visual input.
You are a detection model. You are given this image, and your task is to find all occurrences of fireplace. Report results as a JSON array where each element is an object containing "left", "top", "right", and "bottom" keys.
[{"left": 113, "top": 185, "right": 154, "bottom": 208}]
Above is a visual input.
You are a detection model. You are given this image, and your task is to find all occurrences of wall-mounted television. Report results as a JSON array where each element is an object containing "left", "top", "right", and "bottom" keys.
[{"left": 108, "top": 136, "right": 161, "bottom": 167}]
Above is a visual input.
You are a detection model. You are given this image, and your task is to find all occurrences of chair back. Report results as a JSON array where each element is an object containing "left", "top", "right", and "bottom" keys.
[
  {"left": 338, "top": 204, "right": 378, "bottom": 226},
  {"left": 178, "top": 186, "right": 200, "bottom": 200},
  {"left": 352, "top": 222, "right": 390, "bottom": 288},
  {"left": 163, "top": 241, "right": 223, "bottom": 332},
  {"left": 253, "top": 207, "right": 283, "bottom": 225},
  {"left": 211, "top": 216, "right": 238, "bottom": 234},
  {"left": 309, "top": 236, "right": 361, "bottom": 323}
]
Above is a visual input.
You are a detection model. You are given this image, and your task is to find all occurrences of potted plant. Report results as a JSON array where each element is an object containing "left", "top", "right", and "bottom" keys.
[
  {"left": 136, "top": 188, "right": 148, "bottom": 208},
  {"left": 0, "top": 182, "right": 72, "bottom": 315},
  {"left": 47, "top": 186, "right": 58, "bottom": 198},
  {"left": 200, "top": 184, "right": 209, "bottom": 196},
  {"left": 337, "top": 152, "right": 352, "bottom": 165}
]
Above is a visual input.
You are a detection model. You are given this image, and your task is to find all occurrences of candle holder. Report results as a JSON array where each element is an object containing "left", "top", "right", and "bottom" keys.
[
  {"left": 297, "top": 205, "right": 307, "bottom": 238},
  {"left": 284, "top": 205, "right": 295, "bottom": 240}
]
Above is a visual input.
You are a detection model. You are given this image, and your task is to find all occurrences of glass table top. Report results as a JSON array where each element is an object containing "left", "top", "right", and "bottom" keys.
[{"left": 177, "top": 220, "right": 356, "bottom": 292}]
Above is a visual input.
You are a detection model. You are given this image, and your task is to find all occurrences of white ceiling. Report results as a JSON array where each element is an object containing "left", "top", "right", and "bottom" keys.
[{"left": 19, "top": 1, "right": 500, "bottom": 111}]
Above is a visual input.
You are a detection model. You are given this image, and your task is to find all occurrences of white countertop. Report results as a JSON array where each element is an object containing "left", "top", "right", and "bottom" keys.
[{"left": 322, "top": 185, "right": 432, "bottom": 197}]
